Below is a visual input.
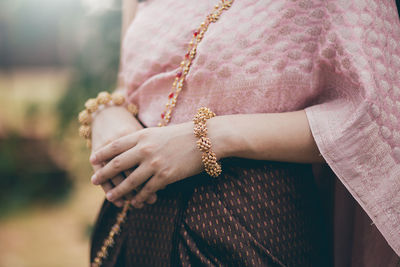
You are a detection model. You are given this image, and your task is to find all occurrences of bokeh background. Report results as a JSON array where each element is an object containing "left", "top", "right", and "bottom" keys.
[{"left": 0, "top": 0, "right": 122, "bottom": 266}]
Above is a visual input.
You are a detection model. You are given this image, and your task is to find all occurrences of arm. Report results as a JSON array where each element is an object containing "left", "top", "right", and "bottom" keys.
[
  {"left": 208, "top": 110, "right": 324, "bottom": 163},
  {"left": 90, "top": 109, "right": 324, "bottom": 208},
  {"left": 90, "top": 0, "right": 157, "bottom": 207}
]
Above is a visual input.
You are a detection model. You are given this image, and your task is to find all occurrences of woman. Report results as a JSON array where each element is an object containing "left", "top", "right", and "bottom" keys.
[{"left": 88, "top": 0, "right": 400, "bottom": 266}]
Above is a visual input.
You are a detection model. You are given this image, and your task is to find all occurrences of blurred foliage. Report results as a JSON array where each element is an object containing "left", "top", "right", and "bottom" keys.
[
  {"left": 0, "top": 133, "right": 72, "bottom": 217},
  {"left": 0, "top": 0, "right": 123, "bottom": 217},
  {"left": 0, "top": 0, "right": 82, "bottom": 67},
  {"left": 57, "top": 3, "right": 122, "bottom": 133},
  {"left": 0, "top": 0, "right": 123, "bottom": 131}
]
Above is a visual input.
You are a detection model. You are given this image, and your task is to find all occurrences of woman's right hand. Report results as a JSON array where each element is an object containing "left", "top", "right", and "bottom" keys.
[{"left": 90, "top": 105, "right": 144, "bottom": 207}]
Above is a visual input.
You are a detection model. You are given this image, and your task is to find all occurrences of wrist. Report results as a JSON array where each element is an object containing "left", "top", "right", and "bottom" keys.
[
  {"left": 79, "top": 91, "right": 140, "bottom": 148},
  {"left": 206, "top": 115, "right": 237, "bottom": 160}
]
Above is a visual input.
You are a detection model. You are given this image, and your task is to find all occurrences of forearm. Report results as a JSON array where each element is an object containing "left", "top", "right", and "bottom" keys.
[{"left": 208, "top": 110, "right": 324, "bottom": 163}]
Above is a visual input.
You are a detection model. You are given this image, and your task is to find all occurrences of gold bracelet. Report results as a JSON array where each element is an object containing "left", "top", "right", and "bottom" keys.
[
  {"left": 78, "top": 91, "right": 139, "bottom": 148},
  {"left": 193, "top": 107, "right": 222, "bottom": 177}
]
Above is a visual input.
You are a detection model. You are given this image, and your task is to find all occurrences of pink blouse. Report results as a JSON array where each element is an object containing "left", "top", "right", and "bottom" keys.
[{"left": 121, "top": 0, "right": 400, "bottom": 256}]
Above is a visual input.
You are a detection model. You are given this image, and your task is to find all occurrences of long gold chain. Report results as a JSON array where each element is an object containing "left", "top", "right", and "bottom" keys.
[
  {"left": 158, "top": 0, "right": 233, "bottom": 126},
  {"left": 91, "top": 1, "right": 234, "bottom": 266}
]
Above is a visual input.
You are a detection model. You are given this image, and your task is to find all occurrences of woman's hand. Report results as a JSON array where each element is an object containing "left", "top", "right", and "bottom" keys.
[
  {"left": 90, "top": 105, "right": 144, "bottom": 207},
  {"left": 90, "top": 121, "right": 207, "bottom": 208},
  {"left": 89, "top": 110, "right": 324, "bottom": 208}
]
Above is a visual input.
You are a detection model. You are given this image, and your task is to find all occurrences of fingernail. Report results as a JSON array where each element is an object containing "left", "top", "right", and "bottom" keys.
[
  {"left": 106, "top": 192, "right": 113, "bottom": 201},
  {"left": 131, "top": 199, "right": 136, "bottom": 206},
  {"left": 90, "top": 154, "right": 97, "bottom": 163},
  {"left": 115, "top": 200, "right": 123, "bottom": 207},
  {"left": 91, "top": 174, "right": 98, "bottom": 185}
]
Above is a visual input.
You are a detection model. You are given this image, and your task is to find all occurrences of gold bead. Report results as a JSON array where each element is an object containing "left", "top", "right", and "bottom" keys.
[
  {"left": 97, "top": 91, "right": 111, "bottom": 105},
  {"left": 198, "top": 107, "right": 215, "bottom": 119},
  {"left": 111, "top": 92, "right": 125, "bottom": 105},
  {"left": 79, "top": 125, "right": 91, "bottom": 139},
  {"left": 104, "top": 239, "right": 112, "bottom": 246},
  {"left": 206, "top": 162, "right": 222, "bottom": 177},
  {"left": 194, "top": 122, "right": 207, "bottom": 138},
  {"left": 126, "top": 103, "right": 139, "bottom": 116},
  {"left": 78, "top": 109, "right": 92, "bottom": 125},
  {"left": 197, "top": 137, "right": 212, "bottom": 152},
  {"left": 85, "top": 98, "right": 98, "bottom": 113},
  {"left": 202, "top": 150, "right": 217, "bottom": 166}
]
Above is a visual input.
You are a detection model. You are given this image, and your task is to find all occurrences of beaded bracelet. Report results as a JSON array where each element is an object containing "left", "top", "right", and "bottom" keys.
[
  {"left": 193, "top": 107, "right": 222, "bottom": 177},
  {"left": 78, "top": 91, "right": 139, "bottom": 148}
]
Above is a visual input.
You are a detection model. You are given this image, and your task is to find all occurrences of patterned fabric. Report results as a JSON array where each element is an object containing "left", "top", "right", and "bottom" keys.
[
  {"left": 92, "top": 160, "right": 330, "bottom": 266},
  {"left": 119, "top": 0, "right": 400, "bottom": 255}
]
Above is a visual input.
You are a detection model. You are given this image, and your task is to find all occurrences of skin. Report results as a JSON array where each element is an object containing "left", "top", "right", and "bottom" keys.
[
  {"left": 90, "top": 111, "right": 325, "bottom": 208},
  {"left": 90, "top": 0, "right": 325, "bottom": 208},
  {"left": 89, "top": 0, "right": 155, "bottom": 208}
]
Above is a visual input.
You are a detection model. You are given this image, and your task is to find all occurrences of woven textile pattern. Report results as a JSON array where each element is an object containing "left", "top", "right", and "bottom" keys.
[{"left": 91, "top": 160, "right": 329, "bottom": 266}]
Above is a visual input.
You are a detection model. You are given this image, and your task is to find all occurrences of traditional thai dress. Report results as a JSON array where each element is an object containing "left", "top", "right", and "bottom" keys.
[{"left": 91, "top": 0, "right": 400, "bottom": 266}]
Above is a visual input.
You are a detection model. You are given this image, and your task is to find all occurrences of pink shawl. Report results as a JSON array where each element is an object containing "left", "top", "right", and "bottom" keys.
[{"left": 120, "top": 0, "right": 400, "bottom": 260}]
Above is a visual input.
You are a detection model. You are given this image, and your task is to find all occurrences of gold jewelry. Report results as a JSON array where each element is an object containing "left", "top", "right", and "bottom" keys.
[
  {"left": 78, "top": 91, "right": 138, "bottom": 149},
  {"left": 157, "top": 0, "right": 234, "bottom": 127},
  {"left": 193, "top": 107, "right": 222, "bottom": 177},
  {"left": 90, "top": 1, "right": 233, "bottom": 266}
]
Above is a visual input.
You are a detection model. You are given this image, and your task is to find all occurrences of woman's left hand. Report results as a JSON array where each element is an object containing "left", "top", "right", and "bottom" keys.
[{"left": 90, "top": 122, "right": 206, "bottom": 208}]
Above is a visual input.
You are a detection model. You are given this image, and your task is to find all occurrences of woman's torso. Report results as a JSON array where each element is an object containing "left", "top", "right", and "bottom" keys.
[
  {"left": 92, "top": 1, "right": 332, "bottom": 266},
  {"left": 121, "top": 0, "right": 326, "bottom": 126}
]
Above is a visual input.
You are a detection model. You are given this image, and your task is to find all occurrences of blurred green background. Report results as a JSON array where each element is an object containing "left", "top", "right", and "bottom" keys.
[{"left": 0, "top": 0, "right": 122, "bottom": 266}]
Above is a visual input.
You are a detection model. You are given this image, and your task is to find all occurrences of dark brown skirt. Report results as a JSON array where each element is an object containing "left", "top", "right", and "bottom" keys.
[{"left": 91, "top": 158, "right": 331, "bottom": 267}]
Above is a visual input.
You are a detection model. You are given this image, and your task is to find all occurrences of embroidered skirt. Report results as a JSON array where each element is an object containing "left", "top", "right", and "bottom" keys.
[{"left": 91, "top": 158, "right": 330, "bottom": 267}]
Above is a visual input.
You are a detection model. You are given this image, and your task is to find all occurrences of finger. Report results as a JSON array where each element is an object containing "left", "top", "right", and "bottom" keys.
[
  {"left": 93, "top": 164, "right": 125, "bottom": 207},
  {"left": 100, "top": 181, "right": 113, "bottom": 193},
  {"left": 131, "top": 176, "right": 165, "bottom": 208},
  {"left": 145, "top": 193, "right": 158, "bottom": 205},
  {"left": 90, "top": 132, "right": 139, "bottom": 164},
  {"left": 111, "top": 171, "right": 135, "bottom": 200},
  {"left": 106, "top": 164, "right": 153, "bottom": 202},
  {"left": 111, "top": 175, "right": 124, "bottom": 187},
  {"left": 99, "top": 181, "right": 124, "bottom": 207},
  {"left": 121, "top": 170, "right": 136, "bottom": 199},
  {"left": 91, "top": 163, "right": 102, "bottom": 172},
  {"left": 110, "top": 176, "right": 127, "bottom": 207},
  {"left": 91, "top": 148, "right": 141, "bottom": 185}
]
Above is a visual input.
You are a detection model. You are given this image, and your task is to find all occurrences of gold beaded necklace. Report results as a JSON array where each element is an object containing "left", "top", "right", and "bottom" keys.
[{"left": 92, "top": 1, "right": 234, "bottom": 266}]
